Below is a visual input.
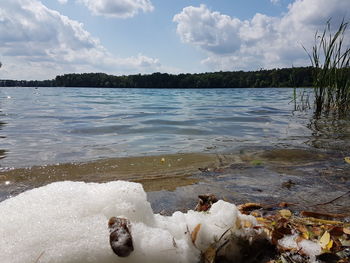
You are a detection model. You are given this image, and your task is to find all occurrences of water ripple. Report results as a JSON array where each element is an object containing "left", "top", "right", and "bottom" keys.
[{"left": 1, "top": 87, "right": 346, "bottom": 168}]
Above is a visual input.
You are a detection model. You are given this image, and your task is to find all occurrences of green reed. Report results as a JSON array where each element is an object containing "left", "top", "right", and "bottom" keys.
[{"left": 304, "top": 19, "right": 350, "bottom": 117}]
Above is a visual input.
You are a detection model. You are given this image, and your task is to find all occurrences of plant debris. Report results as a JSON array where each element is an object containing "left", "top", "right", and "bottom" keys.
[
  {"left": 199, "top": 199, "right": 350, "bottom": 263},
  {"left": 108, "top": 217, "right": 134, "bottom": 257},
  {"left": 195, "top": 194, "right": 219, "bottom": 212}
]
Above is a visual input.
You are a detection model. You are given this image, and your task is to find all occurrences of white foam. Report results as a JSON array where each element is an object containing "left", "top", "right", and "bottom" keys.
[
  {"left": 278, "top": 233, "right": 322, "bottom": 262},
  {"left": 0, "top": 181, "right": 258, "bottom": 263}
]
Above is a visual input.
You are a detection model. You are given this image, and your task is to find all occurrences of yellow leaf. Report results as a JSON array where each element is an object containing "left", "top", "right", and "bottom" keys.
[
  {"left": 325, "top": 239, "right": 333, "bottom": 250},
  {"left": 302, "top": 231, "right": 309, "bottom": 240},
  {"left": 319, "top": 231, "right": 330, "bottom": 249},
  {"left": 256, "top": 217, "right": 267, "bottom": 223},
  {"left": 279, "top": 209, "right": 292, "bottom": 218},
  {"left": 191, "top": 224, "right": 201, "bottom": 245},
  {"left": 345, "top": 157, "right": 350, "bottom": 164},
  {"left": 242, "top": 220, "right": 253, "bottom": 228},
  {"left": 343, "top": 227, "right": 350, "bottom": 235}
]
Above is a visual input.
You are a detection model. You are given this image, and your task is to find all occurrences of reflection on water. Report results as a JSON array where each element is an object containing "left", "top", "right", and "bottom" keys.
[{"left": 307, "top": 115, "right": 350, "bottom": 152}]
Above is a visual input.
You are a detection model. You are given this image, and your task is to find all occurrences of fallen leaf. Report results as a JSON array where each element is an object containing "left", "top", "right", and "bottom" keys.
[
  {"left": 195, "top": 194, "right": 218, "bottom": 212},
  {"left": 250, "top": 211, "right": 261, "bottom": 217},
  {"left": 300, "top": 211, "right": 347, "bottom": 220},
  {"left": 319, "top": 231, "right": 330, "bottom": 249},
  {"left": 191, "top": 224, "right": 201, "bottom": 245},
  {"left": 325, "top": 239, "right": 333, "bottom": 250},
  {"left": 344, "top": 157, "right": 350, "bottom": 164},
  {"left": 108, "top": 217, "right": 134, "bottom": 257},
  {"left": 238, "top": 203, "right": 263, "bottom": 214},
  {"left": 202, "top": 245, "right": 216, "bottom": 263},
  {"left": 242, "top": 220, "right": 253, "bottom": 228},
  {"left": 343, "top": 227, "right": 350, "bottom": 235},
  {"left": 329, "top": 226, "right": 345, "bottom": 237},
  {"left": 279, "top": 209, "right": 292, "bottom": 218},
  {"left": 294, "top": 224, "right": 310, "bottom": 240}
]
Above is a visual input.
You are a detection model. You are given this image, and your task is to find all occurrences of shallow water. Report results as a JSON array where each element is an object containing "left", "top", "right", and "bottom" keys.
[
  {"left": 0, "top": 87, "right": 312, "bottom": 168},
  {"left": 0, "top": 87, "right": 350, "bottom": 213}
]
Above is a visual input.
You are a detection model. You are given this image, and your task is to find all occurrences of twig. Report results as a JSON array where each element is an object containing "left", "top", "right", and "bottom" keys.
[
  {"left": 34, "top": 251, "right": 45, "bottom": 263},
  {"left": 312, "top": 190, "right": 350, "bottom": 206}
]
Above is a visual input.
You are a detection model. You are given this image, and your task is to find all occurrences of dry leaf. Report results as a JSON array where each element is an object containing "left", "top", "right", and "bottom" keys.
[
  {"left": 325, "top": 239, "right": 333, "bottom": 250},
  {"left": 300, "top": 211, "right": 347, "bottom": 220},
  {"left": 344, "top": 157, "right": 350, "bottom": 164},
  {"left": 238, "top": 203, "right": 263, "bottom": 214},
  {"left": 250, "top": 211, "right": 261, "bottom": 217},
  {"left": 195, "top": 194, "right": 218, "bottom": 212},
  {"left": 108, "top": 217, "right": 134, "bottom": 257},
  {"left": 202, "top": 245, "right": 216, "bottom": 263},
  {"left": 343, "top": 227, "right": 350, "bottom": 235},
  {"left": 242, "top": 220, "right": 253, "bottom": 228},
  {"left": 191, "top": 224, "right": 201, "bottom": 244},
  {"left": 279, "top": 209, "right": 292, "bottom": 218},
  {"left": 329, "top": 226, "right": 345, "bottom": 237},
  {"left": 319, "top": 231, "right": 330, "bottom": 249}
]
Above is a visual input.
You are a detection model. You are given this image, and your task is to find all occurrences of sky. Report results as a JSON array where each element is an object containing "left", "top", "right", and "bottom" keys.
[{"left": 0, "top": 0, "right": 349, "bottom": 80}]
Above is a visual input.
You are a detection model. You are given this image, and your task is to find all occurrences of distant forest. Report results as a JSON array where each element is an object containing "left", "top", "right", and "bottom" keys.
[{"left": 0, "top": 67, "right": 314, "bottom": 88}]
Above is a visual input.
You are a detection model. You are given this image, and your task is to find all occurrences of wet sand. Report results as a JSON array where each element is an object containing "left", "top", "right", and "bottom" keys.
[{"left": 1, "top": 148, "right": 349, "bottom": 215}]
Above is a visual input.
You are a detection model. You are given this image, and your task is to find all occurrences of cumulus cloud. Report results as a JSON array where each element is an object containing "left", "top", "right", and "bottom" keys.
[
  {"left": 173, "top": 0, "right": 350, "bottom": 71},
  {"left": 77, "top": 0, "right": 154, "bottom": 18},
  {"left": 173, "top": 5, "right": 242, "bottom": 54},
  {"left": 0, "top": 0, "right": 161, "bottom": 80}
]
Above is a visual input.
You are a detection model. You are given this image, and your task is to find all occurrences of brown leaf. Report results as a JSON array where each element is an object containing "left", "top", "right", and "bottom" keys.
[
  {"left": 329, "top": 226, "right": 345, "bottom": 237},
  {"left": 108, "top": 217, "right": 134, "bottom": 257},
  {"left": 343, "top": 227, "right": 350, "bottom": 235},
  {"left": 202, "top": 246, "right": 216, "bottom": 263},
  {"left": 294, "top": 224, "right": 309, "bottom": 239},
  {"left": 300, "top": 211, "right": 347, "bottom": 220},
  {"left": 191, "top": 224, "right": 202, "bottom": 245},
  {"left": 238, "top": 202, "right": 263, "bottom": 214},
  {"left": 278, "top": 202, "right": 297, "bottom": 208},
  {"left": 195, "top": 194, "right": 218, "bottom": 212}
]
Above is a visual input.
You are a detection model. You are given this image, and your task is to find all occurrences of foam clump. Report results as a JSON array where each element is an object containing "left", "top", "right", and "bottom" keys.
[
  {"left": 278, "top": 234, "right": 322, "bottom": 262},
  {"left": 0, "top": 181, "right": 258, "bottom": 263}
]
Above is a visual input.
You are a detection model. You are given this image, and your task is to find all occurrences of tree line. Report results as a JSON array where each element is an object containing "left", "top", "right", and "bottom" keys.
[{"left": 0, "top": 67, "right": 314, "bottom": 88}]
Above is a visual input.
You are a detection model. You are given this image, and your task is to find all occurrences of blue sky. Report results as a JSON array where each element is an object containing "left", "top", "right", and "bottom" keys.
[{"left": 0, "top": 0, "right": 348, "bottom": 80}]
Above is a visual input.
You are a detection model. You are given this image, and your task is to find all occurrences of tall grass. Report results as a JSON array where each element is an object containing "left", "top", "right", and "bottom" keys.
[{"left": 304, "top": 19, "right": 350, "bottom": 117}]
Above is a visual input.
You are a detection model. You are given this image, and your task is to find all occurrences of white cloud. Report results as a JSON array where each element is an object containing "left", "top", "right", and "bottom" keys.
[
  {"left": 173, "top": 4, "right": 242, "bottom": 54},
  {"left": 173, "top": 0, "right": 350, "bottom": 71},
  {"left": 57, "top": 0, "right": 68, "bottom": 4},
  {"left": 0, "top": 0, "right": 161, "bottom": 80},
  {"left": 78, "top": 0, "right": 154, "bottom": 18}
]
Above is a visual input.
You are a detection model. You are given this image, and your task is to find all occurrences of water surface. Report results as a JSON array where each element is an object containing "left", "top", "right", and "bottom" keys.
[
  {"left": 1, "top": 87, "right": 312, "bottom": 168},
  {"left": 1, "top": 87, "right": 349, "bottom": 213}
]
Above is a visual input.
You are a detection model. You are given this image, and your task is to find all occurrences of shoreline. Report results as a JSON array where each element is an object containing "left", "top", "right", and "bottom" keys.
[{"left": 1, "top": 148, "right": 349, "bottom": 214}]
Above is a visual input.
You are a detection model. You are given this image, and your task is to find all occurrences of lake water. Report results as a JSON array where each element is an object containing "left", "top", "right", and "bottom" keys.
[
  {"left": 0, "top": 87, "right": 312, "bottom": 168},
  {"left": 1, "top": 87, "right": 350, "bottom": 213}
]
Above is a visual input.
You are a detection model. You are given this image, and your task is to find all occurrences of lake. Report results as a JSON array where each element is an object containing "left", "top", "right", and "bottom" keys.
[{"left": 0, "top": 87, "right": 349, "bottom": 213}]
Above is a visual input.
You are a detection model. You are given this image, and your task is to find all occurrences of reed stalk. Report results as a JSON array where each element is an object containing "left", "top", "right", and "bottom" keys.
[{"left": 304, "top": 19, "right": 350, "bottom": 117}]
